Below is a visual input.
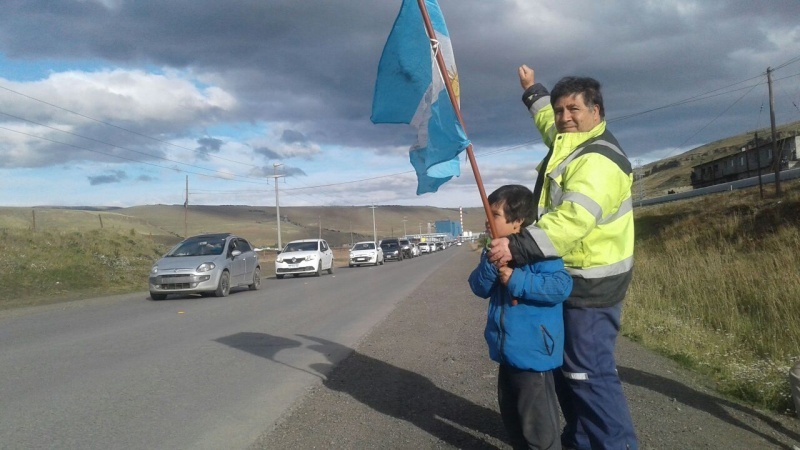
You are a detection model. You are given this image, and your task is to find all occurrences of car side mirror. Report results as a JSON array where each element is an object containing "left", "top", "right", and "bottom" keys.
[{"left": 231, "top": 250, "right": 242, "bottom": 258}]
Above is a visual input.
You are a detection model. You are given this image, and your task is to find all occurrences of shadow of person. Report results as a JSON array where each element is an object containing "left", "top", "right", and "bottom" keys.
[
  {"left": 216, "top": 331, "right": 507, "bottom": 449},
  {"left": 298, "top": 334, "right": 507, "bottom": 449},
  {"left": 618, "top": 365, "right": 800, "bottom": 447}
]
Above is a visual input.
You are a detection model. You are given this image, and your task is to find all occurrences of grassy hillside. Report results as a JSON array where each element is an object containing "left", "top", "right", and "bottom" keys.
[
  {"left": 634, "top": 120, "right": 800, "bottom": 198},
  {"left": 1, "top": 204, "right": 488, "bottom": 249},
  {"left": 626, "top": 177, "right": 800, "bottom": 414}
]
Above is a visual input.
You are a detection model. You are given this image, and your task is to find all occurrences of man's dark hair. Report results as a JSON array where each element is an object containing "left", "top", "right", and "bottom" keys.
[
  {"left": 551, "top": 76, "right": 605, "bottom": 118},
  {"left": 488, "top": 184, "right": 536, "bottom": 228}
]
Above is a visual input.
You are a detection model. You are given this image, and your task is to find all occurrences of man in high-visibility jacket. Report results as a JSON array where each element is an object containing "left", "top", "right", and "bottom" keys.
[{"left": 489, "top": 65, "right": 637, "bottom": 450}]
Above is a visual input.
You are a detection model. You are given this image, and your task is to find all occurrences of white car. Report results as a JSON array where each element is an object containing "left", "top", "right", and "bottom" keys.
[
  {"left": 418, "top": 242, "right": 431, "bottom": 254},
  {"left": 349, "top": 241, "right": 384, "bottom": 267},
  {"left": 275, "top": 239, "right": 334, "bottom": 278}
]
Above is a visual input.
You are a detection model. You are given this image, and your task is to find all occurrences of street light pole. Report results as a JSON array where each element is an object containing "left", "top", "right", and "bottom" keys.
[
  {"left": 402, "top": 216, "right": 407, "bottom": 238},
  {"left": 370, "top": 205, "right": 377, "bottom": 243},
  {"left": 272, "top": 163, "right": 284, "bottom": 249}
]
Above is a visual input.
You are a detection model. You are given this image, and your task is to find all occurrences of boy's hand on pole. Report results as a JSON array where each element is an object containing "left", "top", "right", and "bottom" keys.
[
  {"left": 498, "top": 266, "right": 512, "bottom": 286},
  {"left": 488, "top": 237, "right": 512, "bottom": 268}
]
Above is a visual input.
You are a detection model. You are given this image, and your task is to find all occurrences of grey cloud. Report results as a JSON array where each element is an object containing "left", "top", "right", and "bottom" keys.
[
  {"left": 250, "top": 164, "right": 307, "bottom": 178},
  {"left": 282, "top": 165, "right": 307, "bottom": 177},
  {"left": 254, "top": 146, "right": 281, "bottom": 159},
  {"left": 196, "top": 137, "right": 224, "bottom": 160},
  {"left": 281, "top": 129, "right": 307, "bottom": 144},
  {"left": 88, "top": 170, "right": 127, "bottom": 185}
]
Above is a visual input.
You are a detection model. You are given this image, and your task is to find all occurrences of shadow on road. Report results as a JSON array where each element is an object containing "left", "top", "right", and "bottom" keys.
[
  {"left": 619, "top": 366, "right": 800, "bottom": 448},
  {"left": 216, "top": 331, "right": 507, "bottom": 449}
]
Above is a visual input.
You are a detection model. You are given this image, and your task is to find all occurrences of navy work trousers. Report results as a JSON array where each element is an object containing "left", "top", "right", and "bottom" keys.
[
  {"left": 555, "top": 303, "right": 638, "bottom": 450},
  {"left": 498, "top": 365, "right": 562, "bottom": 450}
]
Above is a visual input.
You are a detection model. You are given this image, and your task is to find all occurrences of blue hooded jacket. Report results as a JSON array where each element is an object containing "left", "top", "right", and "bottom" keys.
[{"left": 468, "top": 251, "right": 572, "bottom": 371}]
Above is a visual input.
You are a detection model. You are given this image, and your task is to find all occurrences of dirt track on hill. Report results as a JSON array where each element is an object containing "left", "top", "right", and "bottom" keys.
[{"left": 252, "top": 248, "right": 800, "bottom": 449}]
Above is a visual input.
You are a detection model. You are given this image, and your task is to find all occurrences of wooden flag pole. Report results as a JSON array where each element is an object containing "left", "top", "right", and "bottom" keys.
[{"left": 415, "top": 0, "right": 498, "bottom": 241}]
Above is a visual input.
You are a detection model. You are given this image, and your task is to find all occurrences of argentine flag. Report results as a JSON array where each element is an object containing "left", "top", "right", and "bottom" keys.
[{"left": 371, "top": 0, "right": 470, "bottom": 195}]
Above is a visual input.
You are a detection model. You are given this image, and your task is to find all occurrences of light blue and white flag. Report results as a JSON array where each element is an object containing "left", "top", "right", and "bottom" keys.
[{"left": 371, "top": 0, "right": 470, "bottom": 195}]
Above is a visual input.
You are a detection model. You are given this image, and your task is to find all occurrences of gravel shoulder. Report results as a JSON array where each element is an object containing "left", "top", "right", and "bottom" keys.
[{"left": 253, "top": 248, "right": 800, "bottom": 449}]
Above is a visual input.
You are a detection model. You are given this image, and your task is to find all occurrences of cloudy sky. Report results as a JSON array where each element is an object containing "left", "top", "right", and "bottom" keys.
[{"left": 1, "top": 0, "right": 799, "bottom": 208}]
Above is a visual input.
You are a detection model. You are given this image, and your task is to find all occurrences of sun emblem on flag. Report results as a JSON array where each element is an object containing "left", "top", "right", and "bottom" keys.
[{"left": 448, "top": 66, "right": 460, "bottom": 100}]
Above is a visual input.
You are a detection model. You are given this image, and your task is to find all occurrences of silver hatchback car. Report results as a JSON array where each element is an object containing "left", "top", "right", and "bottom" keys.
[{"left": 149, "top": 233, "right": 261, "bottom": 300}]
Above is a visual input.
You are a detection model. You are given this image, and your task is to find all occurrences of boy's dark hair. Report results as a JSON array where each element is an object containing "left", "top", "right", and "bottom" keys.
[
  {"left": 551, "top": 76, "right": 605, "bottom": 118},
  {"left": 488, "top": 184, "right": 536, "bottom": 228}
]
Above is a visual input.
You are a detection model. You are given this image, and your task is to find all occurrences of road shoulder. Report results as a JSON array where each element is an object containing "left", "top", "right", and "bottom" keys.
[{"left": 253, "top": 248, "right": 800, "bottom": 449}]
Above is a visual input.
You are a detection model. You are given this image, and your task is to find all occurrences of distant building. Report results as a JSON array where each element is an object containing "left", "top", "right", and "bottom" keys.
[
  {"left": 691, "top": 133, "right": 799, "bottom": 189},
  {"left": 435, "top": 220, "right": 462, "bottom": 240}
]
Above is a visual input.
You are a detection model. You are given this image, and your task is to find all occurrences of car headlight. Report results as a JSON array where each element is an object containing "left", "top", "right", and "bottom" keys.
[
  {"left": 305, "top": 254, "right": 317, "bottom": 261},
  {"left": 151, "top": 265, "right": 158, "bottom": 274},
  {"left": 197, "top": 262, "right": 216, "bottom": 272}
]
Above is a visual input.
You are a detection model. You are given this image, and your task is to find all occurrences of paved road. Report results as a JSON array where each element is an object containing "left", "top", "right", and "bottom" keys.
[{"left": 0, "top": 249, "right": 458, "bottom": 450}]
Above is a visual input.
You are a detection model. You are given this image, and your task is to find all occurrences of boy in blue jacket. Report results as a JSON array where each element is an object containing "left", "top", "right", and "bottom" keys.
[{"left": 469, "top": 184, "right": 573, "bottom": 450}]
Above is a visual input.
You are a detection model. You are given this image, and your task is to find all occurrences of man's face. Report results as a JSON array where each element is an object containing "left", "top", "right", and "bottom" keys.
[{"left": 553, "top": 93, "right": 601, "bottom": 133}]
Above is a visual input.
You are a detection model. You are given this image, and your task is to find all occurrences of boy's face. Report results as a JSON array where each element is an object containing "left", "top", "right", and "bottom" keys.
[{"left": 487, "top": 201, "right": 523, "bottom": 238}]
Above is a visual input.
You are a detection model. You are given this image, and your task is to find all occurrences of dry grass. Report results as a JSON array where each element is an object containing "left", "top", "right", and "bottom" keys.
[{"left": 626, "top": 178, "right": 800, "bottom": 414}]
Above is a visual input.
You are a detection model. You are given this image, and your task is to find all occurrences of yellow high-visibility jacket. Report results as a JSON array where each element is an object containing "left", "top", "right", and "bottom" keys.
[{"left": 509, "top": 86, "right": 634, "bottom": 307}]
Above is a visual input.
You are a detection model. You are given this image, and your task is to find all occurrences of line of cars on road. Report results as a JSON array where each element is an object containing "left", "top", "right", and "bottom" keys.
[
  {"left": 148, "top": 233, "right": 453, "bottom": 300},
  {"left": 348, "top": 237, "right": 447, "bottom": 267}
]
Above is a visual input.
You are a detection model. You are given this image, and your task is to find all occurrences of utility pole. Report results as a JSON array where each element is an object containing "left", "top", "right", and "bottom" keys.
[
  {"left": 270, "top": 163, "right": 285, "bottom": 249},
  {"left": 318, "top": 215, "right": 322, "bottom": 239},
  {"left": 755, "top": 131, "right": 764, "bottom": 199},
  {"left": 402, "top": 216, "right": 407, "bottom": 238},
  {"left": 184, "top": 175, "right": 188, "bottom": 237},
  {"left": 370, "top": 205, "right": 377, "bottom": 243},
  {"left": 768, "top": 67, "right": 781, "bottom": 197}
]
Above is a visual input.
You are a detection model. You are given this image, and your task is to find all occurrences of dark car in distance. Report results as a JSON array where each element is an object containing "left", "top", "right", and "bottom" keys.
[
  {"left": 380, "top": 238, "right": 404, "bottom": 262},
  {"left": 398, "top": 238, "right": 414, "bottom": 259}
]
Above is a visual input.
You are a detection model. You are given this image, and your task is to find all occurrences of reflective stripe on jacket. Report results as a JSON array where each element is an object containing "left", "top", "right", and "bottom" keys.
[{"left": 510, "top": 85, "right": 634, "bottom": 307}]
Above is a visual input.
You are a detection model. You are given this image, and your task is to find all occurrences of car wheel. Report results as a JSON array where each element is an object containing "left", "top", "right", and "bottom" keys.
[
  {"left": 215, "top": 271, "right": 230, "bottom": 297},
  {"left": 349, "top": 264, "right": 353, "bottom": 268},
  {"left": 327, "top": 262, "right": 334, "bottom": 275},
  {"left": 249, "top": 267, "right": 261, "bottom": 290},
  {"left": 315, "top": 262, "right": 322, "bottom": 277},
  {"left": 379, "top": 258, "right": 384, "bottom": 265},
  {"left": 276, "top": 274, "right": 284, "bottom": 279},
  {"left": 150, "top": 292, "right": 166, "bottom": 301}
]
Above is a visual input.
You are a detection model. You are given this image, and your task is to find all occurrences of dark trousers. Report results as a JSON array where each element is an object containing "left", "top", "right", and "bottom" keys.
[
  {"left": 555, "top": 303, "right": 638, "bottom": 450},
  {"left": 498, "top": 365, "right": 562, "bottom": 450}
]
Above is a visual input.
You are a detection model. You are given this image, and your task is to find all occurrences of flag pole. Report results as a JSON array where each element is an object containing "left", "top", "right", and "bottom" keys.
[
  {"left": 415, "top": 0, "right": 498, "bottom": 240},
  {"left": 417, "top": 0, "right": 517, "bottom": 305}
]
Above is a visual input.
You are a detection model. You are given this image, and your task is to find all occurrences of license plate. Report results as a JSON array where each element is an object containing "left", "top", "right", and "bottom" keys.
[
  {"left": 288, "top": 264, "right": 298, "bottom": 268},
  {"left": 356, "top": 257, "right": 367, "bottom": 262}
]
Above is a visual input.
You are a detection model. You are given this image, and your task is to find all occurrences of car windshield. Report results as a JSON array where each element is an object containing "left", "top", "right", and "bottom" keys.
[
  {"left": 353, "top": 243, "right": 375, "bottom": 250},
  {"left": 381, "top": 242, "right": 398, "bottom": 249},
  {"left": 166, "top": 237, "right": 226, "bottom": 257},
  {"left": 284, "top": 241, "right": 319, "bottom": 252}
]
